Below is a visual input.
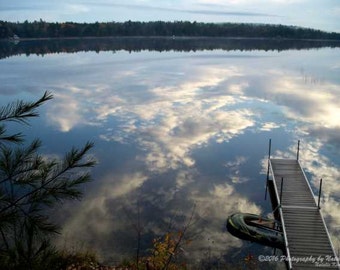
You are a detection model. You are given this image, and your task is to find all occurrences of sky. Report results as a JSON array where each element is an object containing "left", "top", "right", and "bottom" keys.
[{"left": 1, "top": 0, "right": 340, "bottom": 33}]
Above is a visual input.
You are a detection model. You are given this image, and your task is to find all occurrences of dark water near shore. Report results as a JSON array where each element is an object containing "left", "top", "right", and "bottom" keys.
[{"left": 0, "top": 38, "right": 339, "bottom": 268}]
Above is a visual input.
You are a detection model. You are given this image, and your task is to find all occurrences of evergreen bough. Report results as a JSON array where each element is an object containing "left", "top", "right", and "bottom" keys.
[{"left": 0, "top": 92, "right": 96, "bottom": 270}]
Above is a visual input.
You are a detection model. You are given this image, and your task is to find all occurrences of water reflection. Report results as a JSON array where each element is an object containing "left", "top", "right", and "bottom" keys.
[
  {"left": 0, "top": 45, "right": 339, "bottom": 267},
  {"left": 1, "top": 37, "right": 340, "bottom": 60}
]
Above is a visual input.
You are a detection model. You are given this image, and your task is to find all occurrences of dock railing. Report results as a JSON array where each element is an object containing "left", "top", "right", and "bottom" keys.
[{"left": 269, "top": 160, "right": 293, "bottom": 269}]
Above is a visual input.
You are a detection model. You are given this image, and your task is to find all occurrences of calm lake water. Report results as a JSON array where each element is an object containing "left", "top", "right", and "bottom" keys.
[{"left": 0, "top": 38, "right": 339, "bottom": 268}]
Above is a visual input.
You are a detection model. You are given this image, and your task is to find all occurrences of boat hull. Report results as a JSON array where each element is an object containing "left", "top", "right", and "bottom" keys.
[{"left": 227, "top": 213, "right": 284, "bottom": 250}]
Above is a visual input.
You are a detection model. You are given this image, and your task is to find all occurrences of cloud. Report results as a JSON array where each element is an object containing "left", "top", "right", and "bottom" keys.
[
  {"left": 260, "top": 122, "right": 281, "bottom": 131},
  {"left": 186, "top": 9, "right": 276, "bottom": 17},
  {"left": 46, "top": 86, "right": 99, "bottom": 132},
  {"left": 134, "top": 106, "right": 254, "bottom": 172},
  {"left": 224, "top": 156, "right": 249, "bottom": 184},
  {"left": 307, "top": 127, "right": 340, "bottom": 148},
  {"left": 59, "top": 172, "right": 148, "bottom": 259},
  {"left": 64, "top": 4, "right": 90, "bottom": 14},
  {"left": 272, "top": 78, "right": 340, "bottom": 129},
  {"left": 176, "top": 170, "right": 195, "bottom": 188},
  {"left": 47, "top": 90, "right": 83, "bottom": 132},
  {"left": 67, "top": 64, "right": 253, "bottom": 173},
  {"left": 236, "top": 64, "right": 340, "bottom": 138},
  {"left": 186, "top": 183, "right": 262, "bottom": 260},
  {"left": 59, "top": 169, "right": 262, "bottom": 262},
  {"left": 198, "top": 0, "right": 303, "bottom": 5},
  {"left": 46, "top": 58, "right": 259, "bottom": 260},
  {"left": 297, "top": 141, "right": 340, "bottom": 199},
  {"left": 0, "top": 2, "right": 52, "bottom": 11},
  {"left": 84, "top": 2, "right": 277, "bottom": 18},
  {"left": 330, "top": 7, "right": 340, "bottom": 16}
]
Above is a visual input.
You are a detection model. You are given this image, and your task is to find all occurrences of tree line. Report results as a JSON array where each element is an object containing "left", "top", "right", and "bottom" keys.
[{"left": 1, "top": 20, "right": 340, "bottom": 40}]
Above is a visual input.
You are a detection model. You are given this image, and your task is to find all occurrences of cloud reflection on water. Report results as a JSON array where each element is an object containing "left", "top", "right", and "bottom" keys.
[
  {"left": 46, "top": 50, "right": 339, "bottom": 263},
  {"left": 1, "top": 48, "right": 339, "bottom": 265},
  {"left": 49, "top": 63, "right": 255, "bottom": 172},
  {"left": 60, "top": 169, "right": 261, "bottom": 262},
  {"left": 270, "top": 76, "right": 340, "bottom": 129},
  {"left": 298, "top": 142, "right": 340, "bottom": 228},
  {"left": 52, "top": 58, "right": 262, "bottom": 262}
]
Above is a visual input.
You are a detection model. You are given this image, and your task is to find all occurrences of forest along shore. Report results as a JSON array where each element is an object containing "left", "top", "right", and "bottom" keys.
[{"left": 1, "top": 20, "right": 340, "bottom": 40}]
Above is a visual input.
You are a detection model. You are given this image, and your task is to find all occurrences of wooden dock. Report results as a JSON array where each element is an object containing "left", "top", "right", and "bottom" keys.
[{"left": 269, "top": 158, "right": 340, "bottom": 269}]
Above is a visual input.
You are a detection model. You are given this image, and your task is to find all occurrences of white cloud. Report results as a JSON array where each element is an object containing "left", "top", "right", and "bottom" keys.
[
  {"left": 47, "top": 91, "right": 83, "bottom": 132},
  {"left": 46, "top": 63, "right": 252, "bottom": 172},
  {"left": 64, "top": 4, "right": 90, "bottom": 14},
  {"left": 59, "top": 172, "right": 148, "bottom": 258},
  {"left": 224, "top": 156, "right": 249, "bottom": 184},
  {"left": 273, "top": 78, "right": 340, "bottom": 129},
  {"left": 134, "top": 106, "right": 253, "bottom": 172},
  {"left": 176, "top": 170, "right": 195, "bottom": 188},
  {"left": 260, "top": 122, "right": 281, "bottom": 131},
  {"left": 187, "top": 183, "right": 262, "bottom": 260}
]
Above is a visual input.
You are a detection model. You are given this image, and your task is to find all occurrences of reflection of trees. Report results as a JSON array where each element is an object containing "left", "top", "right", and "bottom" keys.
[
  {"left": 1, "top": 37, "right": 340, "bottom": 59},
  {"left": 123, "top": 203, "right": 198, "bottom": 269}
]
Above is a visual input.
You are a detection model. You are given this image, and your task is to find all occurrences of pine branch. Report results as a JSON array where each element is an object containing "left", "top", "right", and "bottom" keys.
[
  {"left": 0, "top": 93, "right": 97, "bottom": 268},
  {"left": 64, "top": 142, "right": 96, "bottom": 168},
  {"left": 0, "top": 142, "right": 95, "bottom": 215},
  {"left": 0, "top": 139, "right": 42, "bottom": 185},
  {"left": 0, "top": 226, "right": 10, "bottom": 250},
  {"left": 0, "top": 125, "right": 24, "bottom": 144},
  {"left": 0, "top": 91, "right": 53, "bottom": 124}
]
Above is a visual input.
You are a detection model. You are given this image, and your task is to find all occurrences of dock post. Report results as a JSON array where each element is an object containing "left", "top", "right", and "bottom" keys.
[
  {"left": 265, "top": 139, "right": 272, "bottom": 200},
  {"left": 280, "top": 177, "right": 284, "bottom": 204},
  {"left": 296, "top": 140, "right": 300, "bottom": 160},
  {"left": 266, "top": 138, "right": 272, "bottom": 181},
  {"left": 318, "top": 178, "right": 323, "bottom": 209}
]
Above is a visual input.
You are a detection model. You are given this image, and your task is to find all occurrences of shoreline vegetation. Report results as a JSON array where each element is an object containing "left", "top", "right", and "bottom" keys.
[
  {"left": 1, "top": 20, "right": 339, "bottom": 59},
  {"left": 1, "top": 20, "right": 340, "bottom": 40}
]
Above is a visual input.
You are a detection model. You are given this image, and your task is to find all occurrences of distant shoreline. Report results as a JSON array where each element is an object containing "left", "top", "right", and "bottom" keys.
[
  {"left": 2, "top": 21, "right": 340, "bottom": 41},
  {"left": 3, "top": 36, "right": 340, "bottom": 42}
]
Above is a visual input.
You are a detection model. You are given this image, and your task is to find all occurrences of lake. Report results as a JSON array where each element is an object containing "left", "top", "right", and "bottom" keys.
[{"left": 0, "top": 38, "right": 339, "bottom": 269}]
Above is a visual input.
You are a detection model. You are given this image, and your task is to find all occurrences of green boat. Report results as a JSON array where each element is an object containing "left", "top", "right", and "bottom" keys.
[{"left": 227, "top": 213, "right": 284, "bottom": 249}]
